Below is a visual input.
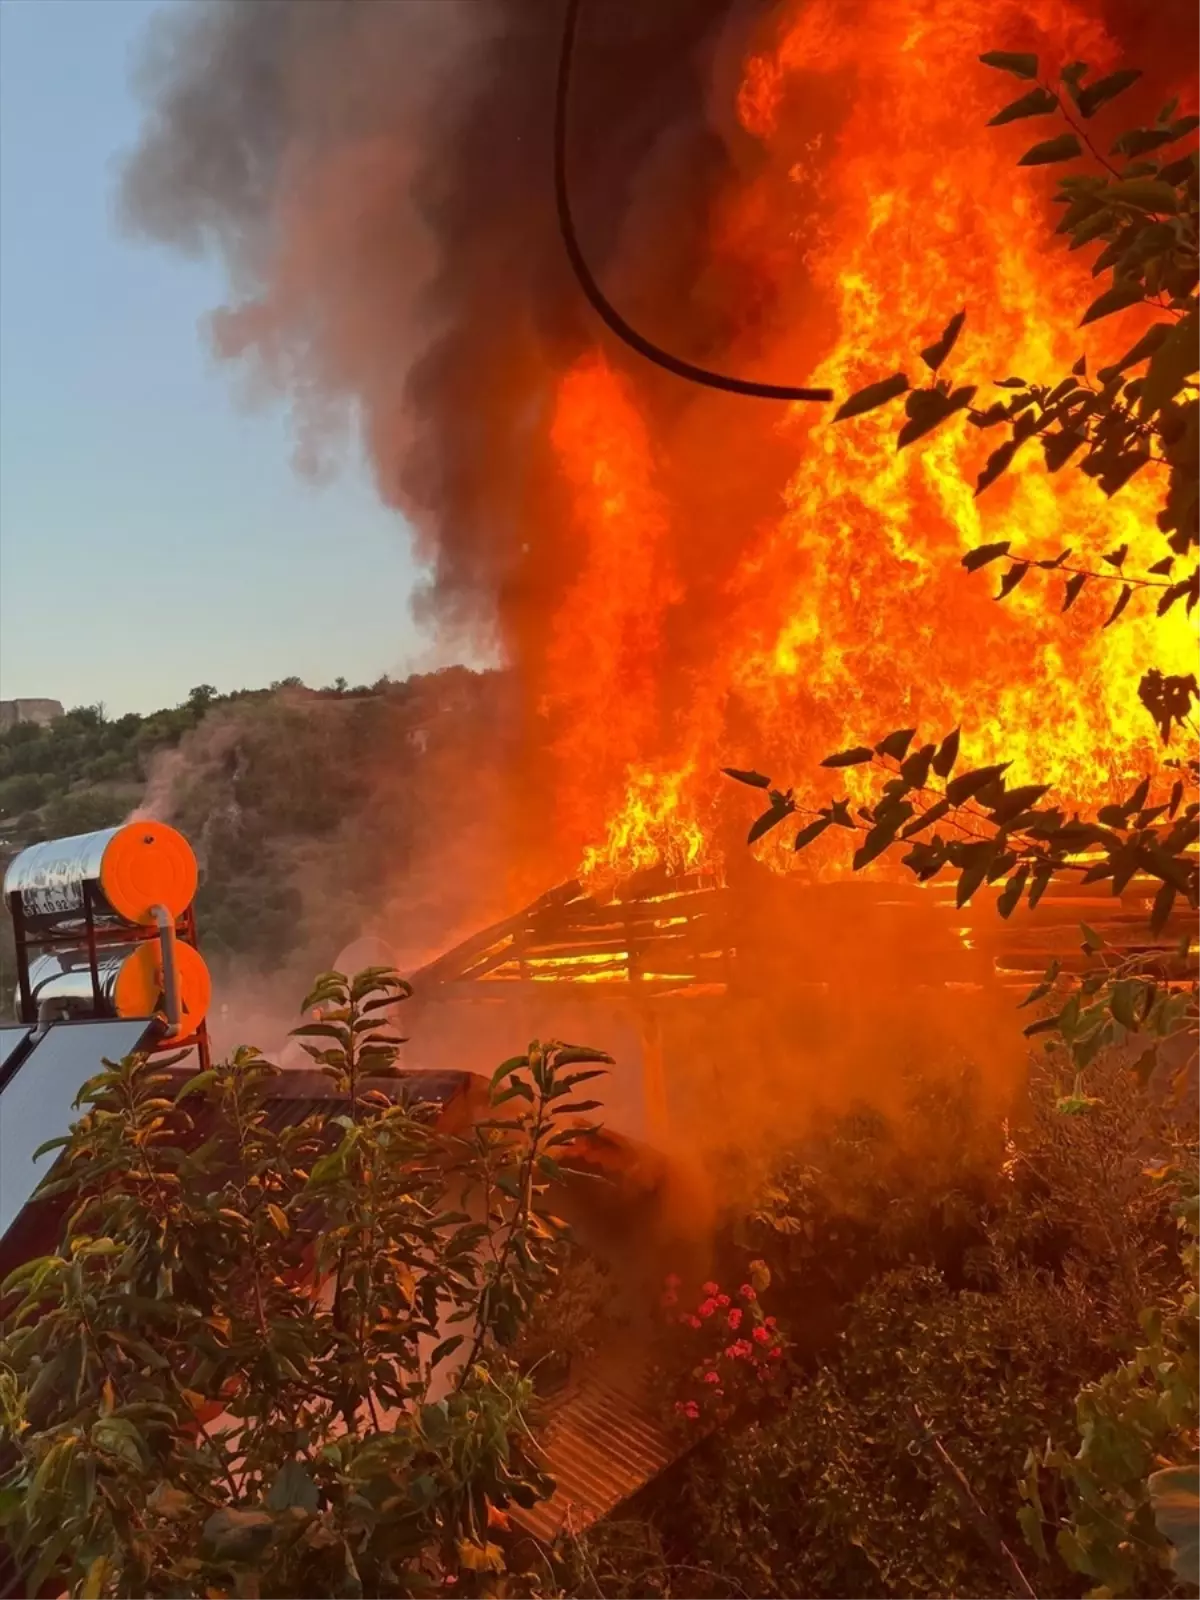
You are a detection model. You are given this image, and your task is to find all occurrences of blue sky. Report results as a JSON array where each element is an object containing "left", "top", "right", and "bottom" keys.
[{"left": 0, "top": 0, "right": 430, "bottom": 716}]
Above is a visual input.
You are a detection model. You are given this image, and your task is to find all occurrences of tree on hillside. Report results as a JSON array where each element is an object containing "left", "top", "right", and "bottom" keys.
[{"left": 0, "top": 967, "right": 611, "bottom": 1598}]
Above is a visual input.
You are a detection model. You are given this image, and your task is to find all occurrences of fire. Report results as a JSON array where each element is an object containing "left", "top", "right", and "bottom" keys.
[{"left": 548, "top": 0, "right": 1197, "bottom": 883}]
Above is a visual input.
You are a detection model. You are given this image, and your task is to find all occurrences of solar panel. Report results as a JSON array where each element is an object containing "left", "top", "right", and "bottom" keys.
[{"left": 0, "top": 1018, "right": 155, "bottom": 1237}]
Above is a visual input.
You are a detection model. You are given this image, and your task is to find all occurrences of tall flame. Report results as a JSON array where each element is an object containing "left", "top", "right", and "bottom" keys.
[{"left": 545, "top": 0, "right": 1196, "bottom": 882}]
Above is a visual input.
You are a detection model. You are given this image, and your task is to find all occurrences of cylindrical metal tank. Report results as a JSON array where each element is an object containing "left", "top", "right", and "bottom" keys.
[
  {"left": 24, "top": 941, "right": 212, "bottom": 1030},
  {"left": 3, "top": 822, "right": 198, "bottom": 932}
]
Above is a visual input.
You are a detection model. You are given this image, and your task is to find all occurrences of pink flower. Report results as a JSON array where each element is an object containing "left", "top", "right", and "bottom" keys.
[
  {"left": 665, "top": 1273, "right": 681, "bottom": 1290},
  {"left": 703, "top": 1370, "right": 720, "bottom": 1385},
  {"left": 681, "top": 1313, "right": 702, "bottom": 1329},
  {"left": 768, "top": 1345, "right": 783, "bottom": 1361},
  {"left": 683, "top": 1400, "right": 700, "bottom": 1419},
  {"left": 698, "top": 1298, "right": 717, "bottom": 1319},
  {"left": 702, "top": 1281, "right": 719, "bottom": 1296},
  {"left": 753, "top": 1325, "right": 770, "bottom": 1345},
  {"left": 716, "top": 1293, "right": 731, "bottom": 1308},
  {"left": 661, "top": 1290, "right": 678, "bottom": 1308},
  {"left": 765, "top": 1315, "right": 777, "bottom": 1329},
  {"left": 727, "top": 1309, "right": 742, "bottom": 1331},
  {"left": 739, "top": 1284, "right": 757, "bottom": 1301}
]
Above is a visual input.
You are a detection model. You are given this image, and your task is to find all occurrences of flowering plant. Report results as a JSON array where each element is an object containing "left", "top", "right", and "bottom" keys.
[{"left": 659, "top": 1261, "right": 788, "bottom": 1427}]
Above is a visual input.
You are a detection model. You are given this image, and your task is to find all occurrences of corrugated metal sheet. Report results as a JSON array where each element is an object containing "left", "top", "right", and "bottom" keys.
[{"left": 512, "top": 1358, "right": 680, "bottom": 1544}]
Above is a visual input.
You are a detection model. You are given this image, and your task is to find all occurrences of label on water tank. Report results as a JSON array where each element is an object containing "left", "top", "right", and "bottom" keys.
[{"left": 22, "top": 870, "right": 86, "bottom": 917}]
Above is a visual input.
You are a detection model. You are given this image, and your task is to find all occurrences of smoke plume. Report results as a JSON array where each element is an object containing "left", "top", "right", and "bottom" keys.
[{"left": 122, "top": 0, "right": 771, "bottom": 636}]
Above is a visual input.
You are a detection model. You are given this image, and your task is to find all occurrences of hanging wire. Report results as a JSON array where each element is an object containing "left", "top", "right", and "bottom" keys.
[{"left": 554, "top": 0, "right": 833, "bottom": 403}]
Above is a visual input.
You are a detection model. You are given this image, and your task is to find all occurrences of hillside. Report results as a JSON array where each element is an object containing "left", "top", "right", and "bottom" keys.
[{"left": 0, "top": 668, "right": 519, "bottom": 1019}]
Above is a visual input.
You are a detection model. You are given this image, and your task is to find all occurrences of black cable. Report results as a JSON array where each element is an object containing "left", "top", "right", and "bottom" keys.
[{"left": 554, "top": 0, "right": 833, "bottom": 403}]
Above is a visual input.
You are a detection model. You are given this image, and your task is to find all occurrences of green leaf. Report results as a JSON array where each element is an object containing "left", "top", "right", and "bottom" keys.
[
  {"left": 988, "top": 86, "right": 1058, "bottom": 124},
  {"left": 1076, "top": 67, "right": 1141, "bottom": 118},
  {"left": 1018, "top": 133, "right": 1083, "bottom": 165},
  {"left": 920, "top": 310, "right": 966, "bottom": 371},
  {"left": 1107, "top": 176, "right": 1179, "bottom": 213},
  {"left": 430, "top": 1334, "right": 465, "bottom": 1367},
  {"left": 962, "top": 540, "right": 1012, "bottom": 571},
  {"left": 833, "top": 371, "right": 909, "bottom": 422},
  {"left": 490, "top": 1055, "right": 528, "bottom": 1090},
  {"left": 267, "top": 1459, "right": 320, "bottom": 1513},
  {"left": 80, "top": 1556, "right": 110, "bottom": 1599},
  {"left": 1148, "top": 1465, "right": 1200, "bottom": 1585},
  {"left": 821, "top": 746, "right": 875, "bottom": 768},
  {"left": 979, "top": 50, "right": 1039, "bottom": 79},
  {"left": 722, "top": 767, "right": 771, "bottom": 788},
  {"left": 1080, "top": 280, "right": 1146, "bottom": 325},
  {"left": 174, "top": 1069, "right": 217, "bottom": 1101},
  {"left": 202, "top": 1507, "right": 276, "bottom": 1561}
]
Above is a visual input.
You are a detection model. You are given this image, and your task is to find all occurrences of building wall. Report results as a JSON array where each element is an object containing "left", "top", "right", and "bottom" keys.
[{"left": 0, "top": 698, "right": 64, "bottom": 732}]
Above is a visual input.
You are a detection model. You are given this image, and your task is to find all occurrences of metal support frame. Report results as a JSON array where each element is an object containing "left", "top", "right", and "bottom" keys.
[{"left": 5, "top": 887, "right": 211, "bottom": 1068}]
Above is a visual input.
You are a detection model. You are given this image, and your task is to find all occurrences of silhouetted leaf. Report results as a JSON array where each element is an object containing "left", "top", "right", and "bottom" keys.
[
  {"left": 1080, "top": 280, "right": 1146, "bottom": 325},
  {"left": 821, "top": 746, "right": 875, "bottom": 768},
  {"left": 920, "top": 310, "right": 966, "bottom": 370},
  {"left": 962, "top": 540, "right": 1012, "bottom": 571},
  {"left": 997, "top": 863, "right": 1031, "bottom": 917},
  {"left": 793, "top": 816, "right": 832, "bottom": 851},
  {"left": 834, "top": 371, "right": 909, "bottom": 422},
  {"left": 1140, "top": 312, "right": 1199, "bottom": 417},
  {"left": 976, "top": 438, "right": 1020, "bottom": 494},
  {"left": 1076, "top": 68, "right": 1141, "bottom": 118},
  {"left": 1111, "top": 126, "right": 1175, "bottom": 157},
  {"left": 901, "top": 798, "right": 951, "bottom": 837},
  {"left": 1019, "top": 133, "right": 1082, "bottom": 165},
  {"left": 1150, "top": 880, "right": 1177, "bottom": 933},
  {"left": 748, "top": 802, "right": 792, "bottom": 844},
  {"left": 997, "top": 562, "right": 1031, "bottom": 599},
  {"left": 722, "top": 768, "right": 771, "bottom": 789},
  {"left": 989, "top": 86, "right": 1059, "bottom": 124},
  {"left": 931, "top": 728, "right": 961, "bottom": 779},
  {"left": 1102, "top": 544, "right": 1128, "bottom": 568},
  {"left": 946, "top": 762, "right": 1011, "bottom": 806},
  {"left": 1062, "top": 572, "right": 1088, "bottom": 610},
  {"left": 979, "top": 50, "right": 1039, "bottom": 78},
  {"left": 896, "top": 385, "right": 975, "bottom": 448},
  {"left": 1103, "top": 583, "right": 1133, "bottom": 626},
  {"left": 875, "top": 727, "right": 917, "bottom": 761},
  {"left": 1043, "top": 429, "right": 1086, "bottom": 471}
]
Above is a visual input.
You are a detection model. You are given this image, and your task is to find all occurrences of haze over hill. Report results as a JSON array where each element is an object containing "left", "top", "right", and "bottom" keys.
[{"left": 0, "top": 667, "right": 527, "bottom": 1029}]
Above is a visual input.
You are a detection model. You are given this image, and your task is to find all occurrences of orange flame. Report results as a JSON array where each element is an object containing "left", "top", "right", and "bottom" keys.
[{"left": 546, "top": 0, "right": 1196, "bottom": 884}]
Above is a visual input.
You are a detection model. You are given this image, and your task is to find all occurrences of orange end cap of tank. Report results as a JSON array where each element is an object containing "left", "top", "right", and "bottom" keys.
[
  {"left": 112, "top": 940, "right": 212, "bottom": 1031},
  {"left": 99, "top": 821, "right": 198, "bottom": 925}
]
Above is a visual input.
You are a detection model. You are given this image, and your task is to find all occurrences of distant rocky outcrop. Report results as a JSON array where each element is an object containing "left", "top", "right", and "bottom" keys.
[{"left": 0, "top": 699, "right": 63, "bottom": 732}]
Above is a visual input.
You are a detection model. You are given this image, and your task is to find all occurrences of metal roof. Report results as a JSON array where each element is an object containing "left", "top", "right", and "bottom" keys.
[{"left": 512, "top": 1357, "right": 680, "bottom": 1544}]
